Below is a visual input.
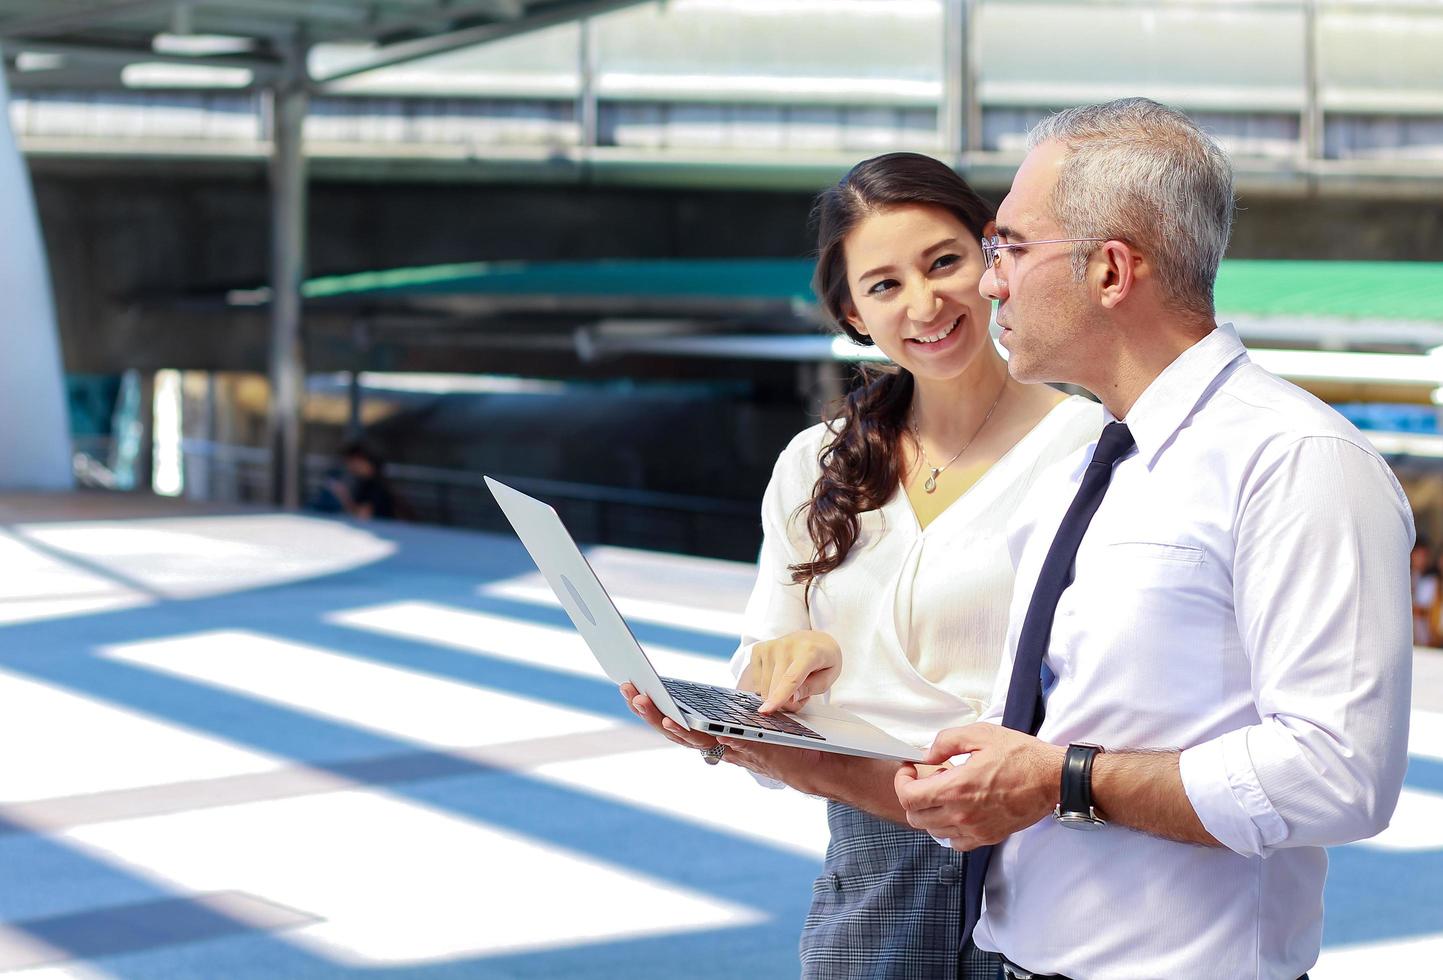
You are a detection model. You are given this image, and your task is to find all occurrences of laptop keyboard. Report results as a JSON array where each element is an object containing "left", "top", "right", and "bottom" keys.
[{"left": 661, "top": 678, "right": 825, "bottom": 740}]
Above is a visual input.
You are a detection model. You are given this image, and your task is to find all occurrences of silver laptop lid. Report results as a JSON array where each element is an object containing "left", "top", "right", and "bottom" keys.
[{"left": 484, "top": 476, "right": 693, "bottom": 729}]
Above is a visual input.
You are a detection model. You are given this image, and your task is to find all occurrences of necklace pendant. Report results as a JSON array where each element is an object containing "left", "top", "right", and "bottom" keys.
[{"left": 924, "top": 469, "right": 939, "bottom": 493}]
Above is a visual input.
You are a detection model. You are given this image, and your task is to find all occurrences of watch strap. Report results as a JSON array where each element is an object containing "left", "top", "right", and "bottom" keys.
[{"left": 1058, "top": 742, "right": 1103, "bottom": 821}]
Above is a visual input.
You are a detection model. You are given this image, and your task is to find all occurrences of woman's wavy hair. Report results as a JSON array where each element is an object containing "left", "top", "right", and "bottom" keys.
[{"left": 790, "top": 152, "right": 996, "bottom": 592}]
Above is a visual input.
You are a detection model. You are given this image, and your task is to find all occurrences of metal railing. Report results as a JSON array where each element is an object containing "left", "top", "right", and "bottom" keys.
[{"left": 169, "top": 438, "right": 762, "bottom": 560}]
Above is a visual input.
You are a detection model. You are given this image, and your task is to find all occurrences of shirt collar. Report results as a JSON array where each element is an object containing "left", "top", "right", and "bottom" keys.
[{"left": 1107, "top": 322, "right": 1249, "bottom": 469}]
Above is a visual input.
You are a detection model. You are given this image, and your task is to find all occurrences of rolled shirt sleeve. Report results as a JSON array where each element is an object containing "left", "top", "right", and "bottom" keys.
[{"left": 1180, "top": 435, "right": 1414, "bottom": 857}]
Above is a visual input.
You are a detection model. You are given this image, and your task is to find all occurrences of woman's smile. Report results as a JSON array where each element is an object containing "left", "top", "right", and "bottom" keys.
[{"left": 907, "top": 314, "right": 963, "bottom": 348}]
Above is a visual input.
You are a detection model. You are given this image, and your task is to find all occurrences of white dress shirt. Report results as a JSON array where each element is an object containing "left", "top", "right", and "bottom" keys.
[
  {"left": 971, "top": 324, "right": 1414, "bottom": 980},
  {"left": 728, "top": 396, "right": 1101, "bottom": 748}
]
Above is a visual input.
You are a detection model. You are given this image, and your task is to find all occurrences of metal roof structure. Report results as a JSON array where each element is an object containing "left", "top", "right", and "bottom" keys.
[
  {"left": 0, "top": 1, "right": 644, "bottom": 88},
  {"left": 0, "top": 0, "right": 648, "bottom": 508},
  {"left": 5, "top": 1, "right": 1443, "bottom": 194}
]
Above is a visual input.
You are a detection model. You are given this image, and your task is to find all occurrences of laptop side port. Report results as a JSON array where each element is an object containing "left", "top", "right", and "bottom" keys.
[
  {"left": 708, "top": 724, "right": 723, "bottom": 732},
  {"left": 729, "top": 727, "right": 744, "bottom": 735}
]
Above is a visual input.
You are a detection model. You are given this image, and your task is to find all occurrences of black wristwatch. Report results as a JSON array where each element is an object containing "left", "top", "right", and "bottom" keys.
[{"left": 1054, "top": 742, "right": 1106, "bottom": 830}]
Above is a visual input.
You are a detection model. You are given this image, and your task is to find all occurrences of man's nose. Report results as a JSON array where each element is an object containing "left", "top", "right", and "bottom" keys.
[{"left": 980, "top": 265, "right": 1008, "bottom": 302}]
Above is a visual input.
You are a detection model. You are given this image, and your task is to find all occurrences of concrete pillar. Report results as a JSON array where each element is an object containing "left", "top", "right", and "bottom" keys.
[
  {"left": 942, "top": 0, "right": 968, "bottom": 166},
  {"left": 266, "top": 64, "right": 309, "bottom": 509},
  {"left": 578, "top": 18, "right": 599, "bottom": 153},
  {"left": 1301, "top": 0, "right": 1324, "bottom": 165},
  {"left": 0, "top": 59, "right": 73, "bottom": 490}
]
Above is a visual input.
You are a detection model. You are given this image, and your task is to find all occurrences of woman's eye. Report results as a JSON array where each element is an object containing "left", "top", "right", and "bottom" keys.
[
  {"left": 931, "top": 254, "right": 961, "bottom": 271},
  {"left": 867, "top": 279, "right": 898, "bottom": 295}
]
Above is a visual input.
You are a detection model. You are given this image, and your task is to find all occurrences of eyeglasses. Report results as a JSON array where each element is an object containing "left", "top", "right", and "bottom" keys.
[{"left": 981, "top": 235, "right": 1109, "bottom": 271}]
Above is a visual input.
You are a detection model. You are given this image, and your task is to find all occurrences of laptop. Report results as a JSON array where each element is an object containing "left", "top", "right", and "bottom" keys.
[{"left": 485, "top": 477, "right": 925, "bottom": 762}]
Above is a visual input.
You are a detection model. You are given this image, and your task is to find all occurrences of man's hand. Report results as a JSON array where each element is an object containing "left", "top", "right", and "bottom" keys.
[
  {"left": 894, "top": 723, "right": 1064, "bottom": 850},
  {"left": 740, "top": 629, "right": 843, "bottom": 713}
]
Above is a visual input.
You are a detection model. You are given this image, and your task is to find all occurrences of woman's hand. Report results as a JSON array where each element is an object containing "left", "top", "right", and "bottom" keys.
[
  {"left": 740, "top": 630, "right": 843, "bottom": 713},
  {"left": 620, "top": 681, "right": 718, "bottom": 750},
  {"left": 715, "top": 736, "right": 830, "bottom": 793}
]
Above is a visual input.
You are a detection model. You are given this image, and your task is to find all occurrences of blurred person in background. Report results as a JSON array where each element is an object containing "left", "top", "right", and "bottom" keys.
[
  {"left": 1411, "top": 536, "right": 1436, "bottom": 646},
  {"left": 1424, "top": 545, "right": 1443, "bottom": 648},
  {"left": 623, "top": 151, "right": 1099, "bottom": 979},
  {"left": 315, "top": 441, "right": 399, "bottom": 520}
]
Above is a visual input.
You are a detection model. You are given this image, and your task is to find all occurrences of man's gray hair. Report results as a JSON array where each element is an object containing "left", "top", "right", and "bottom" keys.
[{"left": 1026, "top": 98, "right": 1234, "bottom": 316}]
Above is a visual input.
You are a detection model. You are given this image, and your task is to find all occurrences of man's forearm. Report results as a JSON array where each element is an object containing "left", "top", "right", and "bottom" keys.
[
  {"left": 1091, "top": 750, "right": 1220, "bottom": 847},
  {"left": 811, "top": 756, "right": 911, "bottom": 826}
]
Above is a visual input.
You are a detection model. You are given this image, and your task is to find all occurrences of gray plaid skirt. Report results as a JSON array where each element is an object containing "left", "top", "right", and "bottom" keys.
[{"left": 800, "top": 802, "right": 1000, "bottom": 980}]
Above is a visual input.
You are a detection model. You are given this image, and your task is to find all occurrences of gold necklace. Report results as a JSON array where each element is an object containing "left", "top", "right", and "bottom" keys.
[{"left": 911, "top": 379, "right": 1007, "bottom": 494}]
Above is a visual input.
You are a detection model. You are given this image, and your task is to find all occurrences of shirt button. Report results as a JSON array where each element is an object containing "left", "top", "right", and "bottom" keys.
[
  {"left": 937, "top": 865, "right": 960, "bottom": 884},
  {"left": 829, "top": 873, "right": 843, "bottom": 891}
]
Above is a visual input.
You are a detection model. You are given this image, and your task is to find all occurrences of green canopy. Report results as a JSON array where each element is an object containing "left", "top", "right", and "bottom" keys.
[
  {"left": 302, "top": 258, "right": 817, "bottom": 304},
  {"left": 300, "top": 256, "right": 1443, "bottom": 322},
  {"left": 1215, "top": 260, "right": 1443, "bottom": 321}
]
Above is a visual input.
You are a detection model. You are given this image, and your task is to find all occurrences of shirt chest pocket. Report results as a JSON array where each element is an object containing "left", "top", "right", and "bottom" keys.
[
  {"left": 1071, "top": 538, "right": 1234, "bottom": 662},
  {"left": 1108, "top": 541, "right": 1206, "bottom": 567},
  {"left": 1067, "top": 539, "right": 1212, "bottom": 613},
  {"left": 1063, "top": 540, "right": 1229, "bottom": 711}
]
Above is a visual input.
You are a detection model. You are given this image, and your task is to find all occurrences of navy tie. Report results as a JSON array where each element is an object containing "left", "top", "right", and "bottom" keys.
[{"left": 959, "top": 422, "right": 1135, "bottom": 958}]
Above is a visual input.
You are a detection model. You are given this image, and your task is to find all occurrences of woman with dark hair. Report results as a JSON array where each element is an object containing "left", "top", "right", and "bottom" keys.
[{"left": 623, "top": 152, "right": 1099, "bottom": 978}]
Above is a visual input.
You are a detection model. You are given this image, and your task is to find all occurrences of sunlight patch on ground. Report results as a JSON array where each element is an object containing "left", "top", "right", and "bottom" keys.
[
  {"left": 99, "top": 630, "right": 617, "bottom": 748},
  {"left": 14, "top": 515, "right": 394, "bottom": 600},
  {"left": 479, "top": 544, "right": 754, "bottom": 640},
  {"left": 327, "top": 601, "right": 734, "bottom": 686},
  {"left": 0, "top": 530, "right": 149, "bottom": 625},
  {"left": 61, "top": 788, "right": 764, "bottom": 967},
  {"left": 530, "top": 745, "right": 829, "bottom": 860},
  {"left": 1354, "top": 787, "right": 1443, "bottom": 852},
  {"left": 1407, "top": 708, "right": 1443, "bottom": 762},
  {"left": 0, "top": 667, "right": 282, "bottom": 804},
  {"left": 480, "top": 581, "right": 748, "bottom": 639},
  {"left": 1314, "top": 932, "right": 1443, "bottom": 978}
]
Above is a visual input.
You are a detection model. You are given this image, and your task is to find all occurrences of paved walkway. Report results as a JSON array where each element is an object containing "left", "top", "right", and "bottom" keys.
[{"left": 0, "top": 492, "right": 1438, "bottom": 977}]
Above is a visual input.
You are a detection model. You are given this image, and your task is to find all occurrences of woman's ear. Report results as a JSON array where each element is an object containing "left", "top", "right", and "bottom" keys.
[{"left": 842, "top": 301, "right": 868, "bottom": 337}]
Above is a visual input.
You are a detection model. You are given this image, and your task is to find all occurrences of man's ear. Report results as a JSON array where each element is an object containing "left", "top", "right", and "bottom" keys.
[
  {"left": 1095, "top": 241, "right": 1139, "bottom": 310},
  {"left": 982, "top": 219, "right": 997, "bottom": 239}
]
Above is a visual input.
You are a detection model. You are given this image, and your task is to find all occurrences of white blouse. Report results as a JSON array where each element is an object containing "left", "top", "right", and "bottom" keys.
[{"left": 729, "top": 395, "right": 1102, "bottom": 749}]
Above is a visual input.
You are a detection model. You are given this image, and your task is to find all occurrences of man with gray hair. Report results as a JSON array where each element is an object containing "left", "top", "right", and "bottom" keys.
[{"left": 895, "top": 98, "right": 1413, "bottom": 979}]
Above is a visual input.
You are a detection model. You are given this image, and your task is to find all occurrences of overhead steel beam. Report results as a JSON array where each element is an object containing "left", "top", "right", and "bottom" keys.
[
  {"left": 361, "top": 1, "right": 526, "bottom": 44},
  {"left": 0, "top": 0, "right": 365, "bottom": 38},
  {"left": 7, "top": 39, "right": 283, "bottom": 77},
  {"left": 314, "top": 0, "right": 646, "bottom": 88},
  {"left": 3, "top": 62, "right": 125, "bottom": 90},
  {"left": 195, "top": 0, "right": 370, "bottom": 25},
  {"left": 0, "top": 0, "right": 174, "bottom": 39}
]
